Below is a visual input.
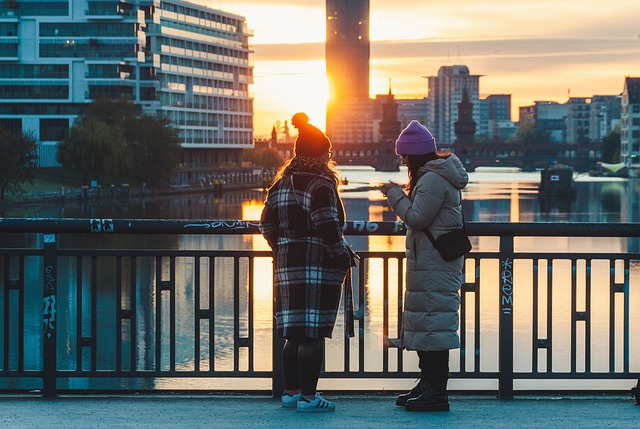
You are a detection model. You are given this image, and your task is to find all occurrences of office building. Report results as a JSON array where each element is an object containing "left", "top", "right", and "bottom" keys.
[
  {"left": 427, "top": 65, "right": 480, "bottom": 147},
  {"left": 0, "top": 0, "right": 253, "bottom": 176}
]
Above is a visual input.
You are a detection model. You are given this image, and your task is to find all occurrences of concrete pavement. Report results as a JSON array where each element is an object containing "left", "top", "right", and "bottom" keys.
[{"left": 0, "top": 394, "right": 637, "bottom": 428}]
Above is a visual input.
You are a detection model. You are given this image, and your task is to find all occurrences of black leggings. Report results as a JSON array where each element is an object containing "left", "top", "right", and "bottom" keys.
[
  {"left": 417, "top": 350, "right": 449, "bottom": 380},
  {"left": 282, "top": 338, "right": 325, "bottom": 396}
]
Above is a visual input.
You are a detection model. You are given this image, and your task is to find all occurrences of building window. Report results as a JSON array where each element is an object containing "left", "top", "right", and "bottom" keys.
[
  {"left": 40, "top": 118, "right": 69, "bottom": 141},
  {"left": 0, "top": 118, "right": 22, "bottom": 133}
]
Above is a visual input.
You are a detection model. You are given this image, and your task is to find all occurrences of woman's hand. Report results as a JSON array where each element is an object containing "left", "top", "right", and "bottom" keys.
[{"left": 377, "top": 181, "right": 400, "bottom": 196}]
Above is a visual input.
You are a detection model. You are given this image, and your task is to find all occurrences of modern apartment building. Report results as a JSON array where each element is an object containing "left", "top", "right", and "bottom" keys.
[
  {"left": 427, "top": 65, "right": 480, "bottom": 147},
  {"left": 565, "top": 97, "right": 591, "bottom": 144},
  {"left": 0, "top": 0, "right": 253, "bottom": 177},
  {"left": 621, "top": 77, "right": 640, "bottom": 172}
]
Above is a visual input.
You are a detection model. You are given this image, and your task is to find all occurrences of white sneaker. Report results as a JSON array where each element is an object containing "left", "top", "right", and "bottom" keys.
[
  {"left": 281, "top": 392, "right": 303, "bottom": 408},
  {"left": 296, "top": 394, "right": 335, "bottom": 412}
]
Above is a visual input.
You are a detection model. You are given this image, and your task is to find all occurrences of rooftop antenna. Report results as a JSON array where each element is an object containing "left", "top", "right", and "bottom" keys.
[
  {"left": 455, "top": 44, "right": 461, "bottom": 65},
  {"left": 388, "top": 77, "right": 392, "bottom": 94}
]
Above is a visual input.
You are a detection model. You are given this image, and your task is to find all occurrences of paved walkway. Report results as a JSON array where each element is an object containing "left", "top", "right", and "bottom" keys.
[{"left": 0, "top": 395, "right": 637, "bottom": 428}]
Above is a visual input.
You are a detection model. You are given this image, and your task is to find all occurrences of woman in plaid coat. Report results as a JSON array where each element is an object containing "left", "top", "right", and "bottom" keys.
[{"left": 260, "top": 112, "right": 354, "bottom": 412}]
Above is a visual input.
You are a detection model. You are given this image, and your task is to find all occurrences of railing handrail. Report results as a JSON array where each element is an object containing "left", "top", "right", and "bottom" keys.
[{"left": 1, "top": 218, "right": 640, "bottom": 236}]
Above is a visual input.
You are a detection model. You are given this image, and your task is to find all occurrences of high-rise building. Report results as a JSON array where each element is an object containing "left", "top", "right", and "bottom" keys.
[
  {"left": 565, "top": 97, "right": 591, "bottom": 144},
  {"left": 325, "top": 0, "right": 369, "bottom": 102},
  {"left": 325, "top": 0, "right": 371, "bottom": 146},
  {"left": 621, "top": 77, "right": 640, "bottom": 172},
  {"left": 427, "top": 65, "right": 480, "bottom": 147},
  {"left": 0, "top": 0, "right": 253, "bottom": 177}
]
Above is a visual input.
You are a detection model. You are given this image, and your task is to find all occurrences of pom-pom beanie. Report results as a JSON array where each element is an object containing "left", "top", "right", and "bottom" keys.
[
  {"left": 395, "top": 120, "right": 437, "bottom": 155},
  {"left": 291, "top": 112, "right": 332, "bottom": 157}
]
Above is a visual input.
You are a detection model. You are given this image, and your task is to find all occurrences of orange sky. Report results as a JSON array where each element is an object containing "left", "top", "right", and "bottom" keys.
[{"left": 203, "top": 0, "right": 640, "bottom": 136}]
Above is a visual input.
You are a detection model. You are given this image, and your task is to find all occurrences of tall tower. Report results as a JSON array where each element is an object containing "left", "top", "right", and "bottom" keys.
[
  {"left": 325, "top": 0, "right": 370, "bottom": 102},
  {"left": 454, "top": 86, "right": 477, "bottom": 146}
]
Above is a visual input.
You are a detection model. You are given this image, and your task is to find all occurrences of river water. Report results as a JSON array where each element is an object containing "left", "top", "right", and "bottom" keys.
[{"left": 1, "top": 167, "right": 639, "bottom": 392}]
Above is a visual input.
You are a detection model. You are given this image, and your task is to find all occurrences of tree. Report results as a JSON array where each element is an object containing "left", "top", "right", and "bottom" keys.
[
  {"left": 0, "top": 126, "right": 38, "bottom": 199},
  {"left": 83, "top": 97, "right": 140, "bottom": 130},
  {"left": 258, "top": 147, "right": 283, "bottom": 169},
  {"left": 601, "top": 126, "right": 621, "bottom": 164},
  {"left": 509, "top": 122, "right": 553, "bottom": 145},
  {"left": 126, "top": 115, "right": 182, "bottom": 187},
  {"left": 243, "top": 147, "right": 283, "bottom": 169},
  {"left": 57, "top": 119, "right": 129, "bottom": 184}
]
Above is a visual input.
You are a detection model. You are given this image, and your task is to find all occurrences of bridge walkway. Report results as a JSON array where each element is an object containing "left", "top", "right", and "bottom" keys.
[{"left": 0, "top": 394, "right": 636, "bottom": 428}]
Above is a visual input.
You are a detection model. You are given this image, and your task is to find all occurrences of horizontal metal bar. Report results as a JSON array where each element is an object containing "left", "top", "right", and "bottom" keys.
[{"left": 2, "top": 218, "right": 640, "bottom": 237}]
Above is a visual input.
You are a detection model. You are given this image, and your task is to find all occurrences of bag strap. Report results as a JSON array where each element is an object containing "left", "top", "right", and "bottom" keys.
[{"left": 423, "top": 190, "right": 466, "bottom": 243}]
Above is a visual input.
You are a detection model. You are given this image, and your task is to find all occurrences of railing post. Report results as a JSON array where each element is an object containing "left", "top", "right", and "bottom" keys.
[
  {"left": 498, "top": 235, "right": 514, "bottom": 399},
  {"left": 43, "top": 233, "right": 58, "bottom": 398}
]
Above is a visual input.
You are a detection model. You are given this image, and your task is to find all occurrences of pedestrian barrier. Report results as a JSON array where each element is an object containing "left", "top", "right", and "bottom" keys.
[{"left": 0, "top": 219, "right": 639, "bottom": 398}]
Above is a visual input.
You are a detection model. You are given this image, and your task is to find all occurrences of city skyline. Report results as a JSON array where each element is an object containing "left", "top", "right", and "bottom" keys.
[{"left": 208, "top": 0, "right": 640, "bottom": 136}]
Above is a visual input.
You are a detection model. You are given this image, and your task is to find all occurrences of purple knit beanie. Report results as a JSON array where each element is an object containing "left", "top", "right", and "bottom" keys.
[{"left": 395, "top": 120, "right": 437, "bottom": 155}]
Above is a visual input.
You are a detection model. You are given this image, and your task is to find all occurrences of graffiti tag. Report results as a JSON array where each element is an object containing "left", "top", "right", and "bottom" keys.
[
  {"left": 184, "top": 221, "right": 259, "bottom": 230},
  {"left": 501, "top": 258, "right": 513, "bottom": 315}
]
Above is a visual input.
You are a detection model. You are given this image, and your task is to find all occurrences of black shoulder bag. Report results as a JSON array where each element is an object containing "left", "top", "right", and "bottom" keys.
[{"left": 423, "top": 191, "right": 472, "bottom": 262}]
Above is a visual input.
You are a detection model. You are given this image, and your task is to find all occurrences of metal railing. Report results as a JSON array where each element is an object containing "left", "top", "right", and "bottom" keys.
[{"left": 0, "top": 218, "right": 639, "bottom": 398}]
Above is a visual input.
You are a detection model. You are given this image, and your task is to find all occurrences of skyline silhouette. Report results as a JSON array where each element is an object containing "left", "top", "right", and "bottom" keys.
[{"left": 224, "top": 0, "right": 640, "bottom": 135}]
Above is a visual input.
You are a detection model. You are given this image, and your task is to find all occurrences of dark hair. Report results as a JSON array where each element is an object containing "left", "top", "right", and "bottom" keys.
[{"left": 405, "top": 152, "right": 451, "bottom": 195}]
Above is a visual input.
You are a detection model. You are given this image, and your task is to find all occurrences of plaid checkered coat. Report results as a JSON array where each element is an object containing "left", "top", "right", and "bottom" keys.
[{"left": 260, "top": 167, "right": 350, "bottom": 339}]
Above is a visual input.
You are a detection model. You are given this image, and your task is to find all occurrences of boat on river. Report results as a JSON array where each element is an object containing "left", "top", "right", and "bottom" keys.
[{"left": 538, "top": 163, "right": 576, "bottom": 196}]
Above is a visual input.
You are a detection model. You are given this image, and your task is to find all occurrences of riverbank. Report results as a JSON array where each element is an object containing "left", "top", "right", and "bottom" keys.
[{"left": 0, "top": 169, "right": 271, "bottom": 208}]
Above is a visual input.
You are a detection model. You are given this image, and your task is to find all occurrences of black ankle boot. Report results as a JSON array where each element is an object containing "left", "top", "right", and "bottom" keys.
[
  {"left": 404, "top": 387, "right": 449, "bottom": 412},
  {"left": 395, "top": 378, "right": 430, "bottom": 406},
  {"left": 405, "top": 376, "right": 449, "bottom": 412}
]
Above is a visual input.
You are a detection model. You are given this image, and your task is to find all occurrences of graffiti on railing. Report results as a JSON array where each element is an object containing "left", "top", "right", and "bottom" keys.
[
  {"left": 348, "top": 221, "right": 380, "bottom": 233},
  {"left": 184, "top": 220, "right": 260, "bottom": 230},
  {"left": 344, "top": 221, "right": 405, "bottom": 234},
  {"left": 90, "top": 219, "right": 114, "bottom": 232},
  {"left": 43, "top": 265, "right": 57, "bottom": 339},
  {"left": 501, "top": 258, "right": 513, "bottom": 315}
]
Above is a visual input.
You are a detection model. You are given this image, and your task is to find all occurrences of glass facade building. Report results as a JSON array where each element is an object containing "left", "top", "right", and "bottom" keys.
[{"left": 0, "top": 0, "right": 253, "bottom": 175}]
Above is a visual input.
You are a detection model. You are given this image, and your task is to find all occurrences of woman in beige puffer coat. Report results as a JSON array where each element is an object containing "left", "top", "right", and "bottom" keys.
[{"left": 379, "top": 120, "right": 469, "bottom": 412}]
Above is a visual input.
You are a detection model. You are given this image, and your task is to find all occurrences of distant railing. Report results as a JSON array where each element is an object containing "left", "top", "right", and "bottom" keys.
[{"left": 0, "top": 219, "right": 639, "bottom": 398}]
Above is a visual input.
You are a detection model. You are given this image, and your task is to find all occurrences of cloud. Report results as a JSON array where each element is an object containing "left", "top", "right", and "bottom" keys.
[{"left": 254, "top": 37, "right": 640, "bottom": 63}]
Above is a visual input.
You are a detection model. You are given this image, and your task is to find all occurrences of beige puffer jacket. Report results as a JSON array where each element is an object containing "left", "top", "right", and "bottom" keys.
[{"left": 386, "top": 154, "right": 469, "bottom": 351}]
